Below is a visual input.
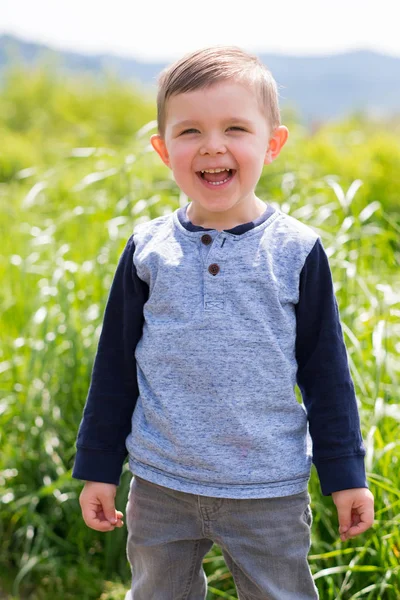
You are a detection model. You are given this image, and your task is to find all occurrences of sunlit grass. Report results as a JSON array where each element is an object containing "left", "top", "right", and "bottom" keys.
[{"left": 0, "top": 63, "right": 399, "bottom": 599}]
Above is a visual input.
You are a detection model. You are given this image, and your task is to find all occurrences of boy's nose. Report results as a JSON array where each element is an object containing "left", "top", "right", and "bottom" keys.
[{"left": 199, "top": 136, "right": 227, "bottom": 156}]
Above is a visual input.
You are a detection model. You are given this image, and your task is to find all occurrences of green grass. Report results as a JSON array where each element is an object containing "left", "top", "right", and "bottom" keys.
[{"left": 0, "top": 63, "right": 399, "bottom": 599}]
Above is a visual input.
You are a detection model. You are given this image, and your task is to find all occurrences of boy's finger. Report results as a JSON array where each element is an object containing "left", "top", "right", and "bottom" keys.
[
  {"left": 339, "top": 504, "right": 374, "bottom": 540},
  {"left": 82, "top": 508, "right": 116, "bottom": 531},
  {"left": 100, "top": 497, "right": 118, "bottom": 525},
  {"left": 90, "top": 519, "right": 116, "bottom": 532},
  {"left": 336, "top": 507, "right": 352, "bottom": 537},
  {"left": 345, "top": 520, "right": 370, "bottom": 539}
]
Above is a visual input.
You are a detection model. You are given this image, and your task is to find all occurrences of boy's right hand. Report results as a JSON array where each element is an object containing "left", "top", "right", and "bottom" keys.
[{"left": 79, "top": 481, "right": 124, "bottom": 532}]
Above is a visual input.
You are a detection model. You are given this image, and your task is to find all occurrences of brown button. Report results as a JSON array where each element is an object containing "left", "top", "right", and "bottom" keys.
[
  {"left": 201, "top": 234, "right": 212, "bottom": 245},
  {"left": 208, "top": 263, "right": 220, "bottom": 276}
]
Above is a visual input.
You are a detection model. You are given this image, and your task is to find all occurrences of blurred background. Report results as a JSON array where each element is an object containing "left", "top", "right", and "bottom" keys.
[{"left": 1, "top": 1, "right": 399, "bottom": 598}]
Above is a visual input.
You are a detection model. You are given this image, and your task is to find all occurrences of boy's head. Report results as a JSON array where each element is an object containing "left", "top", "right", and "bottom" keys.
[
  {"left": 155, "top": 46, "right": 281, "bottom": 139},
  {"left": 150, "top": 46, "right": 288, "bottom": 225}
]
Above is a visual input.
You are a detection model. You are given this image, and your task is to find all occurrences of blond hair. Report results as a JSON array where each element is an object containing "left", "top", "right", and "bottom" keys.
[{"left": 156, "top": 46, "right": 281, "bottom": 138}]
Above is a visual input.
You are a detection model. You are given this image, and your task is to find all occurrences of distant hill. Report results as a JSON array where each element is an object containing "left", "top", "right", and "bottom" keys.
[{"left": 1, "top": 34, "right": 399, "bottom": 125}]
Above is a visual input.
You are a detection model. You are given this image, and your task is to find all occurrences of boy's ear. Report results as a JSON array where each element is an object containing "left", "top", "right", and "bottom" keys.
[
  {"left": 151, "top": 134, "right": 171, "bottom": 168},
  {"left": 264, "top": 126, "right": 289, "bottom": 165}
]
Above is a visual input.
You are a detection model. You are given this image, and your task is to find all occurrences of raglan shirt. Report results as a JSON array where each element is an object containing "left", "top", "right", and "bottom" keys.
[{"left": 72, "top": 202, "right": 367, "bottom": 498}]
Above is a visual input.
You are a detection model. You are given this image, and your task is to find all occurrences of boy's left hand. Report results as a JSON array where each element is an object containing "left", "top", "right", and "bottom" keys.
[{"left": 331, "top": 488, "right": 374, "bottom": 541}]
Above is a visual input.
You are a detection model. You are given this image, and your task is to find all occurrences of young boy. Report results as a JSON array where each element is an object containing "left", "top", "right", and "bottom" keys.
[{"left": 73, "top": 46, "right": 374, "bottom": 599}]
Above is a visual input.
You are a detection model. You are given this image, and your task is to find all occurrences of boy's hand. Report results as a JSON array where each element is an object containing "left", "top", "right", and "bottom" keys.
[
  {"left": 79, "top": 481, "right": 124, "bottom": 532},
  {"left": 331, "top": 487, "right": 374, "bottom": 541}
]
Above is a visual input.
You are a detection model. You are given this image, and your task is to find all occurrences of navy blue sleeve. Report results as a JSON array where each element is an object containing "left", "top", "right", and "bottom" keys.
[
  {"left": 295, "top": 238, "right": 367, "bottom": 496},
  {"left": 72, "top": 235, "right": 148, "bottom": 485}
]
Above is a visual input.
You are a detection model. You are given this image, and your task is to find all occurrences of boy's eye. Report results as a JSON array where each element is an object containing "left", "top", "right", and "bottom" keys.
[
  {"left": 180, "top": 128, "right": 199, "bottom": 135},
  {"left": 179, "top": 126, "right": 246, "bottom": 135}
]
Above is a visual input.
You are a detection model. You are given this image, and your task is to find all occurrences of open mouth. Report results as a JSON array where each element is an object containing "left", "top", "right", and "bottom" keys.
[{"left": 197, "top": 168, "right": 236, "bottom": 187}]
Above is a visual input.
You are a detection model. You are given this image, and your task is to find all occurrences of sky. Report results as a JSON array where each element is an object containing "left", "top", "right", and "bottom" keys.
[{"left": 1, "top": 0, "right": 400, "bottom": 62}]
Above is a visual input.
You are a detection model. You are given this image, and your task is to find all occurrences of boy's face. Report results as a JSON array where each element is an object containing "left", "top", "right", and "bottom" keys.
[{"left": 151, "top": 80, "right": 288, "bottom": 222}]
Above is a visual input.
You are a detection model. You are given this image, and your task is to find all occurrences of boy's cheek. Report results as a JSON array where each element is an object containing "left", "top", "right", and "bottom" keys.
[
  {"left": 168, "top": 152, "right": 193, "bottom": 177},
  {"left": 170, "top": 170, "right": 193, "bottom": 193}
]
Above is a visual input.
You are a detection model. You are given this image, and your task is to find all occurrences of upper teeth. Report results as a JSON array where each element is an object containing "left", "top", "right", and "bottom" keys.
[{"left": 201, "top": 168, "right": 229, "bottom": 173}]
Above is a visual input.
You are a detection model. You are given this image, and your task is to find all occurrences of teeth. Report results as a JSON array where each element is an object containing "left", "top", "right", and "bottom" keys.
[
  {"left": 201, "top": 168, "right": 230, "bottom": 173},
  {"left": 209, "top": 176, "right": 230, "bottom": 186}
]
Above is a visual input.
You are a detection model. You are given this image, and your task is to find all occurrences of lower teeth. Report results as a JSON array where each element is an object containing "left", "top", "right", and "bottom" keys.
[{"left": 210, "top": 177, "right": 230, "bottom": 186}]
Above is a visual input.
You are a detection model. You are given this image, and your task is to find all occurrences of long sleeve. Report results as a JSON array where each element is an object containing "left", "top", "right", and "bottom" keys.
[
  {"left": 295, "top": 238, "right": 367, "bottom": 495},
  {"left": 72, "top": 235, "right": 148, "bottom": 485}
]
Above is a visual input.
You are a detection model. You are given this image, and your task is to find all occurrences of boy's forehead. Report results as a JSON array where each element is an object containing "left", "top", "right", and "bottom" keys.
[
  {"left": 168, "top": 80, "right": 256, "bottom": 106},
  {"left": 164, "top": 81, "right": 266, "bottom": 127}
]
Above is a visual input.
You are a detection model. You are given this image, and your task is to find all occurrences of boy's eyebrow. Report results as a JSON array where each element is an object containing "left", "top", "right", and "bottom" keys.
[
  {"left": 226, "top": 118, "right": 254, "bottom": 124},
  {"left": 171, "top": 120, "right": 201, "bottom": 131}
]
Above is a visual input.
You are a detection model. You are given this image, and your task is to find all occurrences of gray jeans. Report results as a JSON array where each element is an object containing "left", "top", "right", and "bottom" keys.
[{"left": 125, "top": 476, "right": 319, "bottom": 600}]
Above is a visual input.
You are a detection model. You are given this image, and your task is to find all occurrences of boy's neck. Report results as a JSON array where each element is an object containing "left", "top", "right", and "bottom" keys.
[{"left": 186, "top": 198, "right": 268, "bottom": 232}]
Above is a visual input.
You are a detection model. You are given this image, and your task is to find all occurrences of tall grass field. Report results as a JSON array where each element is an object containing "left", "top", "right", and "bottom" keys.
[{"left": 1, "top": 64, "right": 399, "bottom": 599}]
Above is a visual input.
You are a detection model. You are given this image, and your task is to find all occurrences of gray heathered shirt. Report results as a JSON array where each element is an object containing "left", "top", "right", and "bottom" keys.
[
  {"left": 73, "top": 202, "right": 367, "bottom": 497},
  {"left": 120, "top": 203, "right": 366, "bottom": 498}
]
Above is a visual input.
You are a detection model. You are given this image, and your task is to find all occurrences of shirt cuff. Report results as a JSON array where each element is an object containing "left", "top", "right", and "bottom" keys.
[
  {"left": 72, "top": 447, "right": 127, "bottom": 485},
  {"left": 315, "top": 454, "right": 368, "bottom": 495}
]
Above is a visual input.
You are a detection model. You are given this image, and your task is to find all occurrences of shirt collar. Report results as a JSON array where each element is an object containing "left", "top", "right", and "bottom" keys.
[{"left": 177, "top": 202, "right": 276, "bottom": 235}]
